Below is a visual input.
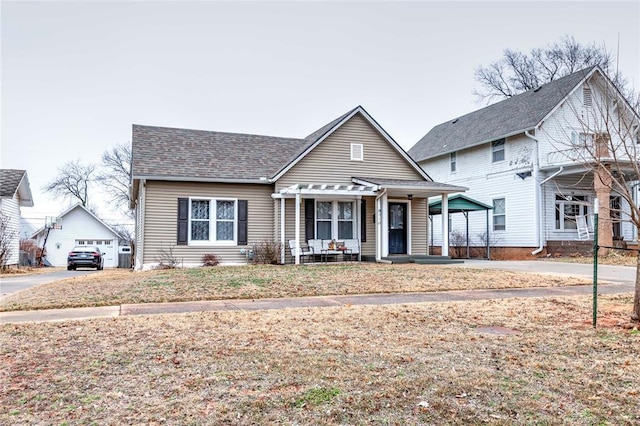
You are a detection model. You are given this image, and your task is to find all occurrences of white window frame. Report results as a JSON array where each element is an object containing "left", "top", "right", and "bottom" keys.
[
  {"left": 491, "top": 139, "right": 505, "bottom": 163},
  {"left": 571, "top": 131, "right": 594, "bottom": 146},
  {"left": 315, "top": 200, "right": 356, "bottom": 240},
  {"left": 188, "top": 197, "right": 238, "bottom": 245},
  {"left": 555, "top": 194, "right": 589, "bottom": 231},
  {"left": 492, "top": 197, "right": 506, "bottom": 231},
  {"left": 450, "top": 151, "right": 457, "bottom": 172},
  {"left": 350, "top": 143, "right": 364, "bottom": 161}
]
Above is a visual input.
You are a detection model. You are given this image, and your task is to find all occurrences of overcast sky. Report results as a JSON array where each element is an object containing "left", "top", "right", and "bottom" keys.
[{"left": 2, "top": 0, "right": 639, "bottom": 228}]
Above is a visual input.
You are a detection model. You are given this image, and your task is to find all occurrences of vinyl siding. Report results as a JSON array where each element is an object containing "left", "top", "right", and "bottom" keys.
[
  {"left": 411, "top": 198, "right": 428, "bottom": 255},
  {"left": 142, "top": 181, "right": 274, "bottom": 267},
  {"left": 0, "top": 196, "right": 21, "bottom": 265},
  {"left": 35, "top": 207, "right": 120, "bottom": 267},
  {"left": 277, "top": 113, "right": 424, "bottom": 190},
  {"left": 420, "top": 135, "right": 537, "bottom": 247}
]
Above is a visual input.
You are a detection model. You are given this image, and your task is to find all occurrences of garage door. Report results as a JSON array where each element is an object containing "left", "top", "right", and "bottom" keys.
[{"left": 75, "top": 239, "right": 117, "bottom": 268}]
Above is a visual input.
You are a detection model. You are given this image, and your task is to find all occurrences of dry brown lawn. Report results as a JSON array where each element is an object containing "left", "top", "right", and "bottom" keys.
[
  {"left": 1, "top": 294, "right": 638, "bottom": 425},
  {"left": 0, "top": 263, "right": 590, "bottom": 312},
  {"left": 550, "top": 252, "right": 638, "bottom": 267}
]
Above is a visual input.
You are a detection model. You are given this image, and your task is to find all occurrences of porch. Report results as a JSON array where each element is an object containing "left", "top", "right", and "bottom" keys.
[{"left": 272, "top": 178, "right": 468, "bottom": 264}]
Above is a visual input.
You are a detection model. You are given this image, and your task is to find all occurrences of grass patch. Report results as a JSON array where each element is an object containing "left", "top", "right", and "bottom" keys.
[
  {"left": 1, "top": 294, "right": 638, "bottom": 424},
  {"left": 0, "top": 263, "right": 591, "bottom": 312},
  {"left": 293, "top": 387, "right": 341, "bottom": 408}
]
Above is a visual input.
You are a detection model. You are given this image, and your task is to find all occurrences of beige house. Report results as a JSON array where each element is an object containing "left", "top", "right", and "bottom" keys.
[{"left": 130, "top": 106, "right": 466, "bottom": 269}]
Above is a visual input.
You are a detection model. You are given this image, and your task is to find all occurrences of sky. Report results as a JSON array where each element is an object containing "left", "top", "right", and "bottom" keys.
[{"left": 2, "top": 0, "right": 639, "bottom": 231}]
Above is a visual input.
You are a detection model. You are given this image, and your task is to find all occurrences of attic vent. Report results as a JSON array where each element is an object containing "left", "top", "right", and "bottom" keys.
[
  {"left": 350, "top": 143, "right": 364, "bottom": 161},
  {"left": 583, "top": 86, "right": 592, "bottom": 107},
  {"left": 452, "top": 118, "right": 459, "bottom": 124}
]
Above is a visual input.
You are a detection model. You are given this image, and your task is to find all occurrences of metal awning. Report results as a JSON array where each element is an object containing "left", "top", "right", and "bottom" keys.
[{"left": 428, "top": 194, "right": 493, "bottom": 214}]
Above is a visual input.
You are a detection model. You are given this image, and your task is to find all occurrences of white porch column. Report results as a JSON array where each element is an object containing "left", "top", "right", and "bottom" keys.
[
  {"left": 381, "top": 192, "right": 389, "bottom": 257},
  {"left": 294, "top": 191, "right": 301, "bottom": 265},
  {"left": 441, "top": 193, "right": 449, "bottom": 256},
  {"left": 280, "top": 197, "right": 286, "bottom": 264},
  {"left": 356, "top": 196, "right": 362, "bottom": 261}
]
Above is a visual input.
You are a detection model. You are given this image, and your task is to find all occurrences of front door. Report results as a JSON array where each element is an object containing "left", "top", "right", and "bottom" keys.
[{"left": 388, "top": 203, "right": 407, "bottom": 254}]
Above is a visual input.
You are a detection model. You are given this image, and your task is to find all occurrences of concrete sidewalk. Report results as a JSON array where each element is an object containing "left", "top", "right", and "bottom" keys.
[{"left": 1, "top": 280, "right": 633, "bottom": 324}]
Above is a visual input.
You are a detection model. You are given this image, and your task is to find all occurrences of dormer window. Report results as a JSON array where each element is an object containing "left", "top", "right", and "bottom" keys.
[
  {"left": 351, "top": 143, "right": 364, "bottom": 161},
  {"left": 491, "top": 139, "right": 505, "bottom": 163}
]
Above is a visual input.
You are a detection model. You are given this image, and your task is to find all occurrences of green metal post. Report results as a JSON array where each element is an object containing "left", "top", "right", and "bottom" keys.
[{"left": 593, "top": 199, "right": 599, "bottom": 328}]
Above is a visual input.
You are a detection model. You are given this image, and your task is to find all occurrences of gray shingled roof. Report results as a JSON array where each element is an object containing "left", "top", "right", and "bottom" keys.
[
  {"left": 132, "top": 107, "right": 361, "bottom": 182},
  {"left": 0, "top": 169, "right": 27, "bottom": 197},
  {"left": 132, "top": 126, "right": 306, "bottom": 181},
  {"left": 408, "top": 66, "right": 597, "bottom": 162}
]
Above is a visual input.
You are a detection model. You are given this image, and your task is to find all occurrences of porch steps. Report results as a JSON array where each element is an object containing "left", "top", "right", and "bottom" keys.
[{"left": 381, "top": 255, "right": 464, "bottom": 265}]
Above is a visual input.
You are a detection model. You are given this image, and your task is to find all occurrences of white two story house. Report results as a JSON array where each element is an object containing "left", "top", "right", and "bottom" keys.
[{"left": 409, "top": 66, "right": 640, "bottom": 258}]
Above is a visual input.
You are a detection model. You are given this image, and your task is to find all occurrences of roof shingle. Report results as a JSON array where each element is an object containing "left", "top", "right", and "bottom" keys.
[
  {"left": 0, "top": 169, "right": 27, "bottom": 197},
  {"left": 408, "top": 66, "right": 597, "bottom": 162}
]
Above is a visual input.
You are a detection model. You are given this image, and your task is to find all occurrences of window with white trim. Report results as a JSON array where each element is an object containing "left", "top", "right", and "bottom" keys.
[
  {"left": 316, "top": 201, "right": 356, "bottom": 239},
  {"left": 316, "top": 201, "right": 332, "bottom": 239},
  {"left": 555, "top": 194, "right": 588, "bottom": 230},
  {"left": 351, "top": 143, "right": 364, "bottom": 161},
  {"left": 571, "top": 131, "right": 593, "bottom": 146},
  {"left": 190, "top": 198, "right": 237, "bottom": 243},
  {"left": 492, "top": 139, "right": 505, "bottom": 162},
  {"left": 450, "top": 152, "right": 457, "bottom": 172},
  {"left": 492, "top": 198, "right": 506, "bottom": 231}
]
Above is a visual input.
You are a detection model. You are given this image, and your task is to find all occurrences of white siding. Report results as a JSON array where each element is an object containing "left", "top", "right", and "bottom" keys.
[
  {"left": 421, "top": 134, "right": 537, "bottom": 247},
  {"left": 0, "top": 197, "right": 21, "bottom": 266},
  {"left": 35, "top": 206, "right": 120, "bottom": 267}
]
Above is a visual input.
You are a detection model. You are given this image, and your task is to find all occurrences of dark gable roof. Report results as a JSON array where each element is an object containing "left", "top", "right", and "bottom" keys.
[
  {"left": 132, "top": 126, "right": 306, "bottom": 181},
  {"left": 0, "top": 169, "right": 26, "bottom": 197},
  {"left": 408, "top": 66, "right": 597, "bottom": 162},
  {"left": 132, "top": 107, "right": 366, "bottom": 183}
]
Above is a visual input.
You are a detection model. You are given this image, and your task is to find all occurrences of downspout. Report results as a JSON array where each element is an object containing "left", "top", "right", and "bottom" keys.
[
  {"left": 524, "top": 129, "right": 542, "bottom": 255},
  {"left": 375, "top": 188, "right": 387, "bottom": 262},
  {"left": 532, "top": 166, "right": 564, "bottom": 255}
]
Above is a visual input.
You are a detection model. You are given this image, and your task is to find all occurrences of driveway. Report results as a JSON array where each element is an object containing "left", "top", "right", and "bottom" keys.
[
  {"left": 455, "top": 259, "right": 637, "bottom": 286},
  {"left": 0, "top": 269, "right": 99, "bottom": 297}
]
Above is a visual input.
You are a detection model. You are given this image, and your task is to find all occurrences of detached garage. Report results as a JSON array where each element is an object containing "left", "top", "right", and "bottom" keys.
[{"left": 30, "top": 204, "right": 122, "bottom": 268}]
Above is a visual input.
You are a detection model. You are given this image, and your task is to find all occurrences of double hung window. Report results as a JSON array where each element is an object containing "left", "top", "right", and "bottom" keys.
[
  {"left": 450, "top": 152, "right": 457, "bottom": 172},
  {"left": 316, "top": 201, "right": 355, "bottom": 239},
  {"left": 492, "top": 198, "right": 506, "bottom": 231},
  {"left": 492, "top": 139, "right": 505, "bottom": 162},
  {"left": 190, "top": 198, "right": 237, "bottom": 243}
]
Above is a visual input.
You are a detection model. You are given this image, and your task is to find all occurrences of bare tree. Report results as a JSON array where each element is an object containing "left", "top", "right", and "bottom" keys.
[
  {"left": 43, "top": 159, "right": 96, "bottom": 207},
  {"left": 544, "top": 69, "right": 640, "bottom": 320},
  {"left": 474, "top": 35, "right": 626, "bottom": 103},
  {"left": 97, "top": 143, "right": 132, "bottom": 218}
]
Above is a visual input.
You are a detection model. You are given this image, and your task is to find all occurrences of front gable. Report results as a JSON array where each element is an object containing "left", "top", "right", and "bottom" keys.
[{"left": 276, "top": 110, "right": 427, "bottom": 190}]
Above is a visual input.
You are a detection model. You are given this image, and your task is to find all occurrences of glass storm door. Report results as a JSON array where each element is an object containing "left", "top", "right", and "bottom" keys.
[{"left": 388, "top": 203, "right": 407, "bottom": 254}]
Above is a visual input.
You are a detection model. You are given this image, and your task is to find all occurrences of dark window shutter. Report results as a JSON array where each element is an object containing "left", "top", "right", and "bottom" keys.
[
  {"left": 177, "top": 198, "right": 189, "bottom": 245},
  {"left": 361, "top": 199, "right": 367, "bottom": 242},
  {"left": 304, "top": 198, "right": 315, "bottom": 240},
  {"left": 237, "top": 200, "right": 248, "bottom": 245}
]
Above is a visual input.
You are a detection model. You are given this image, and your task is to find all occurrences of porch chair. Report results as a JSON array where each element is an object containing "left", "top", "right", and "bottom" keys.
[
  {"left": 308, "top": 239, "right": 323, "bottom": 260},
  {"left": 343, "top": 239, "right": 360, "bottom": 261},
  {"left": 288, "top": 240, "right": 314, "bottom": 264}
]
